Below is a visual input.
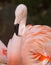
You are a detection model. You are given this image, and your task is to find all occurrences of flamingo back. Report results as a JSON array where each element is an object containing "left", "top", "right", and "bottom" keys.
[{"left": 21, "top": 25, "right": 51, "bottom": 65}]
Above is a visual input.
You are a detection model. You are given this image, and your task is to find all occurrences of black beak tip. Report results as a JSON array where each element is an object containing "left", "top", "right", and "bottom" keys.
[{"left": 14, "top": 24, "right": 19, "bottom": 35}]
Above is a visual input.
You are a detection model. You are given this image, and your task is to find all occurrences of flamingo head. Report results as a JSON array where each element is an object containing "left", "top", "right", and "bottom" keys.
[
  {"left": 14, "top": 4, "right": 27, "bottom": 36},
  {"left": 14, "top": 4, "right": 27, "bottom": 25}
]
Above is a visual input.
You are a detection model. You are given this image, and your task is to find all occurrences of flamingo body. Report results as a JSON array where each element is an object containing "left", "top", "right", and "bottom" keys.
[{"left": 21, "top": 25, "right": 51, "bottom": 65}]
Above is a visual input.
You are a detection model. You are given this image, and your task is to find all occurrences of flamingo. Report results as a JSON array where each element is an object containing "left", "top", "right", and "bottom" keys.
[
  {"left": 7, "top": 4, "right": 27, "bottom": 65},
  {"left": 7, "top": 4, "right": 51, "bottom": 65},
  {"left": 0, "top": 40, "right": 7, "bottom": 65}
]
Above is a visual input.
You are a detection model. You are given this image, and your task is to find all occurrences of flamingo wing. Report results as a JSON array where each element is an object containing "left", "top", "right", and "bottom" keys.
[{"left": 21, "top": 25, "right": 51, "bottom": 65}]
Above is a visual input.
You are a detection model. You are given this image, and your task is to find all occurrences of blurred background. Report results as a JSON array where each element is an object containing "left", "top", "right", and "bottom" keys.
[{"left": 0, "top": 0, "right": 51, "bottom": 46}]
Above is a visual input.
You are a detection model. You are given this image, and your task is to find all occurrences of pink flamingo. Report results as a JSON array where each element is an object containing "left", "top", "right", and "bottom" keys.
[
  {"left": 0, "top": 40, "right": 7, "bottom": 65},
  {"left": 7, "top": 4, "right": 27, "bottom": 65},
  {"left": 7, "top": 4, "right": 51, "bottom": 65}
]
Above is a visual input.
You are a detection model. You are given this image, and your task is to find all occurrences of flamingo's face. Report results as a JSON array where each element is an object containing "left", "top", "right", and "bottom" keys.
[
  {"left": 14, "top": 4, "right": 27, "bottom": 36},
  {"left": 14, "top": 4, "right": 27, "bottom": 24}
]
